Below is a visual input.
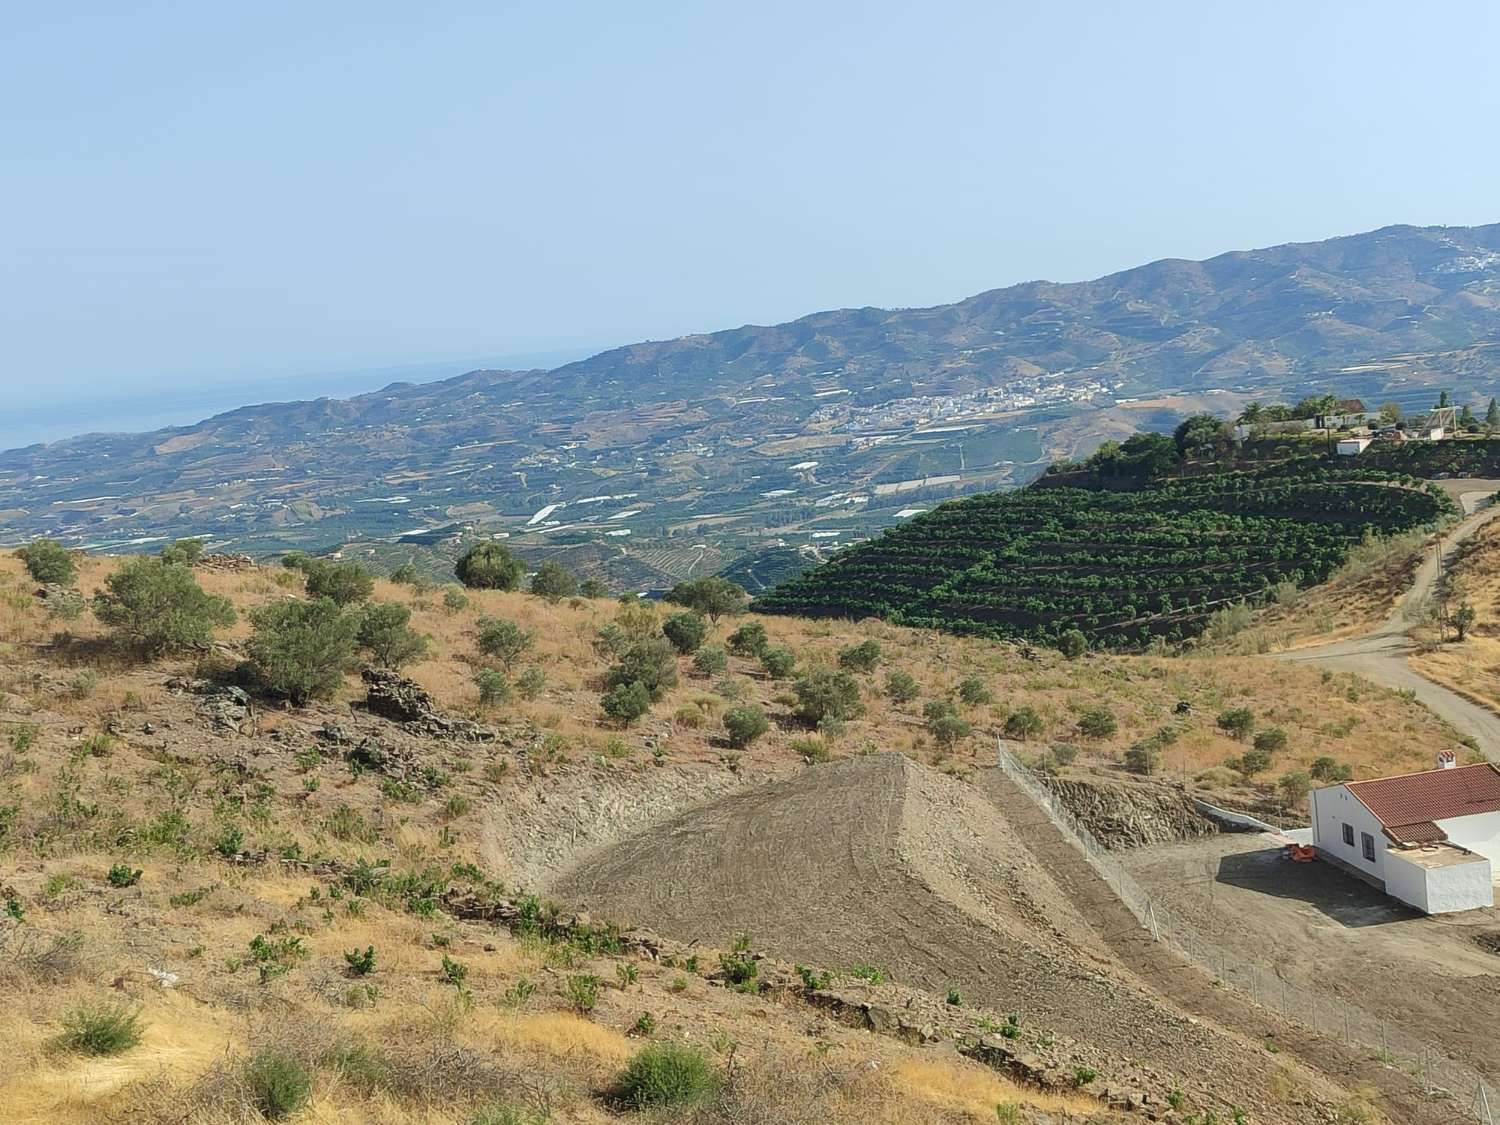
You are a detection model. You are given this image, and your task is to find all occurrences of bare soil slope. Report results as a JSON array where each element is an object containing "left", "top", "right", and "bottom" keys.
[{"left": 553, "top": 754, "right": 1357, "bottom": 1120}]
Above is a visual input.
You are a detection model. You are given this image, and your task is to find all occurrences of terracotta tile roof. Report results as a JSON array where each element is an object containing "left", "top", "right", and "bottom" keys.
[
  {"left": 1346, "top": 763, "right": 1500, "bottom": 829},
  {"left": 1382, "top": 821, "right": 1447, "bottom": 847}
]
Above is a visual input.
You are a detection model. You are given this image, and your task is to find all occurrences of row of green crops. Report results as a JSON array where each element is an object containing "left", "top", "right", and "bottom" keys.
[{"left": 754, "top": 463, "right": 1457, "bottom": 649}]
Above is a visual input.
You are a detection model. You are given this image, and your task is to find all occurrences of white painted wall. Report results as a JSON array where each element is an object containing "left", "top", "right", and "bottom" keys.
[
  {"left": 1427, "top": 857, "right": 1494, "bottom": 913},
  {"left": 1436, "top": 810, "right": 1500, "bottom": 862},
  {"left": 1311, "top": 784, "right": 1389, "bottom": 882},
  {"left": 1383, "top": 850, "right": 1431, "bottom": 912}
]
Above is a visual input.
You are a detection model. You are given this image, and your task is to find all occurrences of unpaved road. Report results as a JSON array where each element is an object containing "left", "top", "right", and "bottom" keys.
[{"left": 1276, "top": 499, "right": 1500, "bottom": 757}]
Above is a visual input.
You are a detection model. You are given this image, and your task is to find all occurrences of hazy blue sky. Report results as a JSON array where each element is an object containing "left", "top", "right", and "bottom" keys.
[{"left": 5, "top": 1, "right": 1500, "bottom": 446}]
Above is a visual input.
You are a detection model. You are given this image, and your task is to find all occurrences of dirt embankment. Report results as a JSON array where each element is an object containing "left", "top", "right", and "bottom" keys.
[
  {"left": 1042, "top": 774, "right": 1219, "bottom": 849},
  {"left": 550, "top": 753, "right": 1366, "bottom": 1122}
]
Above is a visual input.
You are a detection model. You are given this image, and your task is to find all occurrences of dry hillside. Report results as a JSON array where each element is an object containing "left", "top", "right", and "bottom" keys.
[{"left": 0, "top": 546, "right": 1475, "bottom": 1123}]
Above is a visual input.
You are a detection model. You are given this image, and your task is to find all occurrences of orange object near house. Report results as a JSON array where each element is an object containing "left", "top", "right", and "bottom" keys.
[{"left": 1287, "top": 844, "right": 1316, "bottom": 863}]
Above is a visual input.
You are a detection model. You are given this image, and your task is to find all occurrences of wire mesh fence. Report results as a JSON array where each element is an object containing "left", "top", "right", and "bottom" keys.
[{"left": 994, "top": 739, "right": 1495, "bottom": 1123}]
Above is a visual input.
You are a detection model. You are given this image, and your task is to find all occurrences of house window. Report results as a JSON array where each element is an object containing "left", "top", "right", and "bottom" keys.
[
  {"left": 1342, "top": 823, "right": 1355, "bottom": 847},
  {"left": 1361, "top": 832, "right": 1377, "bottom": 862}
]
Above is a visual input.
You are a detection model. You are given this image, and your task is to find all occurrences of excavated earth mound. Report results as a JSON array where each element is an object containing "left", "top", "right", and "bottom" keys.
[{"left": 550, "top": 753, "right": 1356, "bottom": 1119}]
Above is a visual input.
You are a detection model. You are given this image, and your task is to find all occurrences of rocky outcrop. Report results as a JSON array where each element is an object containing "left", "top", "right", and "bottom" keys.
[
  {"left": 165, "top": 677, "right": 253, "bottom": 734},
  {"left": 1043, "top": 775, "right": 1216, "bottom": 850},
  {"left": 361, "top": 668, "right": 495, "bottom": 740}
]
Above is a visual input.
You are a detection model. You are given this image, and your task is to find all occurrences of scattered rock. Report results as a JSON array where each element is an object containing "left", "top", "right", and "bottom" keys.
[
  {"left": 362, "top": 668, "right": 495, "bottom": 740},
  {"left": 196, "top": 553, "right": 256, "bottom": 572},
  {"left": 165, "top": 677, "right": 253, "bottom": 734}
]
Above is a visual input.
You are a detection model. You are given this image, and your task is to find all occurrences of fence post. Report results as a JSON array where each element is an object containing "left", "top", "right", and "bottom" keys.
[{"left": 1476, "top": 1080, "right": 1494, "bottom": 1125}]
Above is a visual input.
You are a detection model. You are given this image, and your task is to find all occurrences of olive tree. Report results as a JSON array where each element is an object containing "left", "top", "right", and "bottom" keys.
[{"left": 93, "top": 558, "right": 236, "bottom": 654}]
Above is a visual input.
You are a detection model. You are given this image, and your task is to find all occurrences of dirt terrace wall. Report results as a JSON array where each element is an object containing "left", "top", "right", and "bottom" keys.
[{"left": 1043, "top": 775, "right": 1218, "bottom": 849}]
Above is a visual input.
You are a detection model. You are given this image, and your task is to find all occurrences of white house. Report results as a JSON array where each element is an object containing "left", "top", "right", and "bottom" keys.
[
  {"left": 1336, "top": 436, "right": 1372, "bottom": 456},
  {"left": 1310, "top": 756, "right": 1500, "bottom": 914}
]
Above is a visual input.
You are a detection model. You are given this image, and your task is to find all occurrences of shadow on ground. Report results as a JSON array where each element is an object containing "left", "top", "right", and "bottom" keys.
[{"left": 1215, "top": 847, "right": 1416, "bottom": 928}]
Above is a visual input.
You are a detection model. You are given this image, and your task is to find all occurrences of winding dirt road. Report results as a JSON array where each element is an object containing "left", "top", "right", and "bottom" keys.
[{"left": 1275, "top": 497, "right": 1500, "bottom": 757}]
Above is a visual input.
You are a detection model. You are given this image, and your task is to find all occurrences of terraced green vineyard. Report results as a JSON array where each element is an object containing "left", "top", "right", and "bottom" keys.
[{"left": 754, "top": 465, "right": 1456, "bottom": 648}]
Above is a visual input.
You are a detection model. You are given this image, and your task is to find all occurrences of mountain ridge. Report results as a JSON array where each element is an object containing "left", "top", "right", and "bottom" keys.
[{"left": 6, "top": 221, "right": 1500, "bottom": 579}]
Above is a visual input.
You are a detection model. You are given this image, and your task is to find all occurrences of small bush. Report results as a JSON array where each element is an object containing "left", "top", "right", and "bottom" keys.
[
  {"left": 1077, "top": 706, "right": 1117, "bottom": 739},
  {"left": 692, "top": 645, "right": 728, "bottom": 676},
  {"left": 529, "top": 561, "right": 578, "bottom": 601},
  {"left": 723, "top": 705, "right": 769, "bottom": 749},
  {"left": 1253, "top": 727, "right": 1288, "bottom": 755},
  {"left": 304, "top": 559, "right": 375, "bottom": 605},
  {"left": 107, "top": 863, "right": 142, "bottom": 888},
  {"left": 344, "top": 945, "right": 377, "bottom": 975},
  {"left": 602, "top": 681, "right": 652, "bottom": 726},
  {"left": 357, "top": 602, "right": 428, "bottom": 669},
  {"left": 1217, "top": 707, "right": 1255, "bottom": 740},
  {"left": 615, "top": 1041, "right": 721, "bottom": 1109},
  {"left": 455, "top": 542, "right": 526, "bottom": 590},
  {"left": 474, "top": 668, "right": 512, "bottom": 708},
  {"left": 663, "top": 576, "right": 747, "bottom": 621},
  {"left": 1123, "top": 741, "right": 1159, "bottom": 775},
  {"left": 18, "top": 539, "right": 78, "bottom": 585},
  {"left": 662, "top": 611, "right": 708, "bottom": 655},
  {"left": 792, "top": 666, "right": 863, "bottom": 725},
  {"left": 1236, "top": 747, "right": 1273, "bottom": 777},
  {"left": 1058, "top": 628, "right": 1087, "bottom": 659},
  {"left": 442, "top": 588, "right": 470, "bottom": 614},
  {"left": 246, "top": 598, "right": 361, "bottom": 705},
  {"left": 956, "top": 676, "right": 993, "bottom": 706},
  {"left": 759, "top": 646, "right": 796, "bottom": 679},
  {"left": 476, "top": 617, "right": 535, "bottom": 670},
  {"left": 837, "top": 640, "right": 882, "bottom": 673},
  {"left": 160, "top": 537, "right": 205, "bottom": 566},
  {"left": 885, "top": 670, "right": 920, "bottom": 703},
  {"left": 1050, "top": 742, "right": 1079, "bottom": 766},
  {"left": 243, "top": 1046, "right": 313, "bottom": 1119},
  {"left": 515, "top": 665, "right": 546, "bottom": 700},
  {"left": 566, "top": 973, "right": 601, "bottom": 1012},
  {"left": 726, "top": 621, "right": 769, "bottom": 657},
  {"left": 56, "top": 1002, "right": 144, "bottom": 1056},
  {"left": 1003, "top": 706, "right": 1043, "bottom": 740},
  {"left": 1311, "top": 755, "right": 1352, "bottom": 782},
  {"left": 93, "top": 558, "right": 237, "bottom": 654},
  {"left": 441, "top": 955, "right": 469, "bottom": 987},
  {"left": 579, "top": 577, "right": 609, "bottom": 599}
]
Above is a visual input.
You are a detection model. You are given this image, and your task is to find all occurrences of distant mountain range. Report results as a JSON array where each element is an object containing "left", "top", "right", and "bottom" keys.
[{"left": 5, "top": 222, "right": 1500, "bottom": 586}]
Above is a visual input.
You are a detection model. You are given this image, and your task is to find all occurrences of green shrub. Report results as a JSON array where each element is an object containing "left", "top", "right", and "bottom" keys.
[
  {"left": 56, "top": 1002, "right": 144, "bottom": 1056},
  {"left": 159, "top": 538, "right": 205, "bottom": 566},
  {"left": 1277, "top": 770, "right": 1312, "bottom": 806},
  {"left": 303, "top": 559, "right": 375, "bottom": 605},
  {"left": 956, "top": 676, "right": 993, "bottom": 706},
  {"left": 1253, "top": 727, "right": 1288, "bottom": 755},
  {"left": 93, "top": 558, "right": 236, "bottom": 654},
  {"left": 602, "top": 681, "right": 652, "bottom": 726},
  {"left": 614, "top": 1041, "right": 721, "bottom": 1109},
  {"left": 213, "top": 826, "right": 244, "bottom": 857},
  {"left": 1217, "top": 707, "right": 1255, "bottom": 740},
  {"left": 389, "top": 562, "right": 420, "bottom": 586},
  {"left": 726, "top": 621, "right": 769, "bottom": 657},
  {"left": 442, "top": 588, "right": 470, "bottom": 613},
  {"left": 607, "top": 637, "right": 678, "bottom": 699},
  {"left": 928, "top": 712, "right": 972, "bottom": 748},
  {"left": 529, "top": 561, "right": 578, "bottom": 601},
  {"left": 579, "top": 578, "right": 610, "bottom": 599},
  {"left": 759, "top": 646, "right": 796, "bottom": 679},
  {"left": 692, "top": 645, "right": 728, "bottom": 676},
  {"left": 1050, "top": 742, "right": 1080, "bottom": 766},
  {"left": 1310, "top": 755, "right": 1352, "bottom": 782},
  {"left": 1077, "top": 706, "right": 1117, "bottom": 739},
  {"left": 243, "top": 1046, "right": 313, "bottom": 1119},
  {"left": 476, "top": 617, "right": 534, "bottom": 670},
  {"left": 474, "top": 666, "right": 510, "bottom": 708},
  {"left": 885, "top": 670, "right": 920, "bottom": 703},
  {"left": 441, "top": 954, "right": 469, "bottom": 987},
  {"left": 357, "top": 602, "right": 428, "bottom": 669},
  {"left": 455, "top": 542, "right": 526, "bottom": 590},
  {"left": 1058, "top": 628, "right": 1088, "bottom": 659},
  {"left": 662, "top": 611, "right": 708, "bottom": 655},
  {"left": 343, "top": 946, "right": 377, "bottom": 975},
  {"left": 837, "top": 640, "right": 882, "bottom": 673},
  {"left": 566, "top": 973, "right": 601, "bottom": 1012},
  {"left": 1236, "top": 747, "right": 1272, "bottom": 776},
  {"left": 792, "top": 666, "right": 864, "bottom": 725},
  {"left": 17, "top": 539, "right": 77, "bottom": 585},
  {"left": 246, "top": 598, "right": 360, "bottom": 705},
  {"left": 663, "top": 576, "right": 747, "bottom": 621},
  {"left": 107, "top": 863, "right": 142, "bottom": 888},
  {"left": 723, "top": 705, "right": 769, "bottom": 749},
  {"left": 515, "top": 665, "right": 546, "bottom": 700},
  {"left": 1003, "top": 706, "right": 1043, "bottom": 740}
]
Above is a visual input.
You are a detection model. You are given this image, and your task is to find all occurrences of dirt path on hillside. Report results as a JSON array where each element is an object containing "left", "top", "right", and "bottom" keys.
[
  {"left": 1275, "top": 501, "right": 1500, "bottom": 758},
  {"left": 972, "top": 768, "right": 1471, "bottom": 1125}
]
